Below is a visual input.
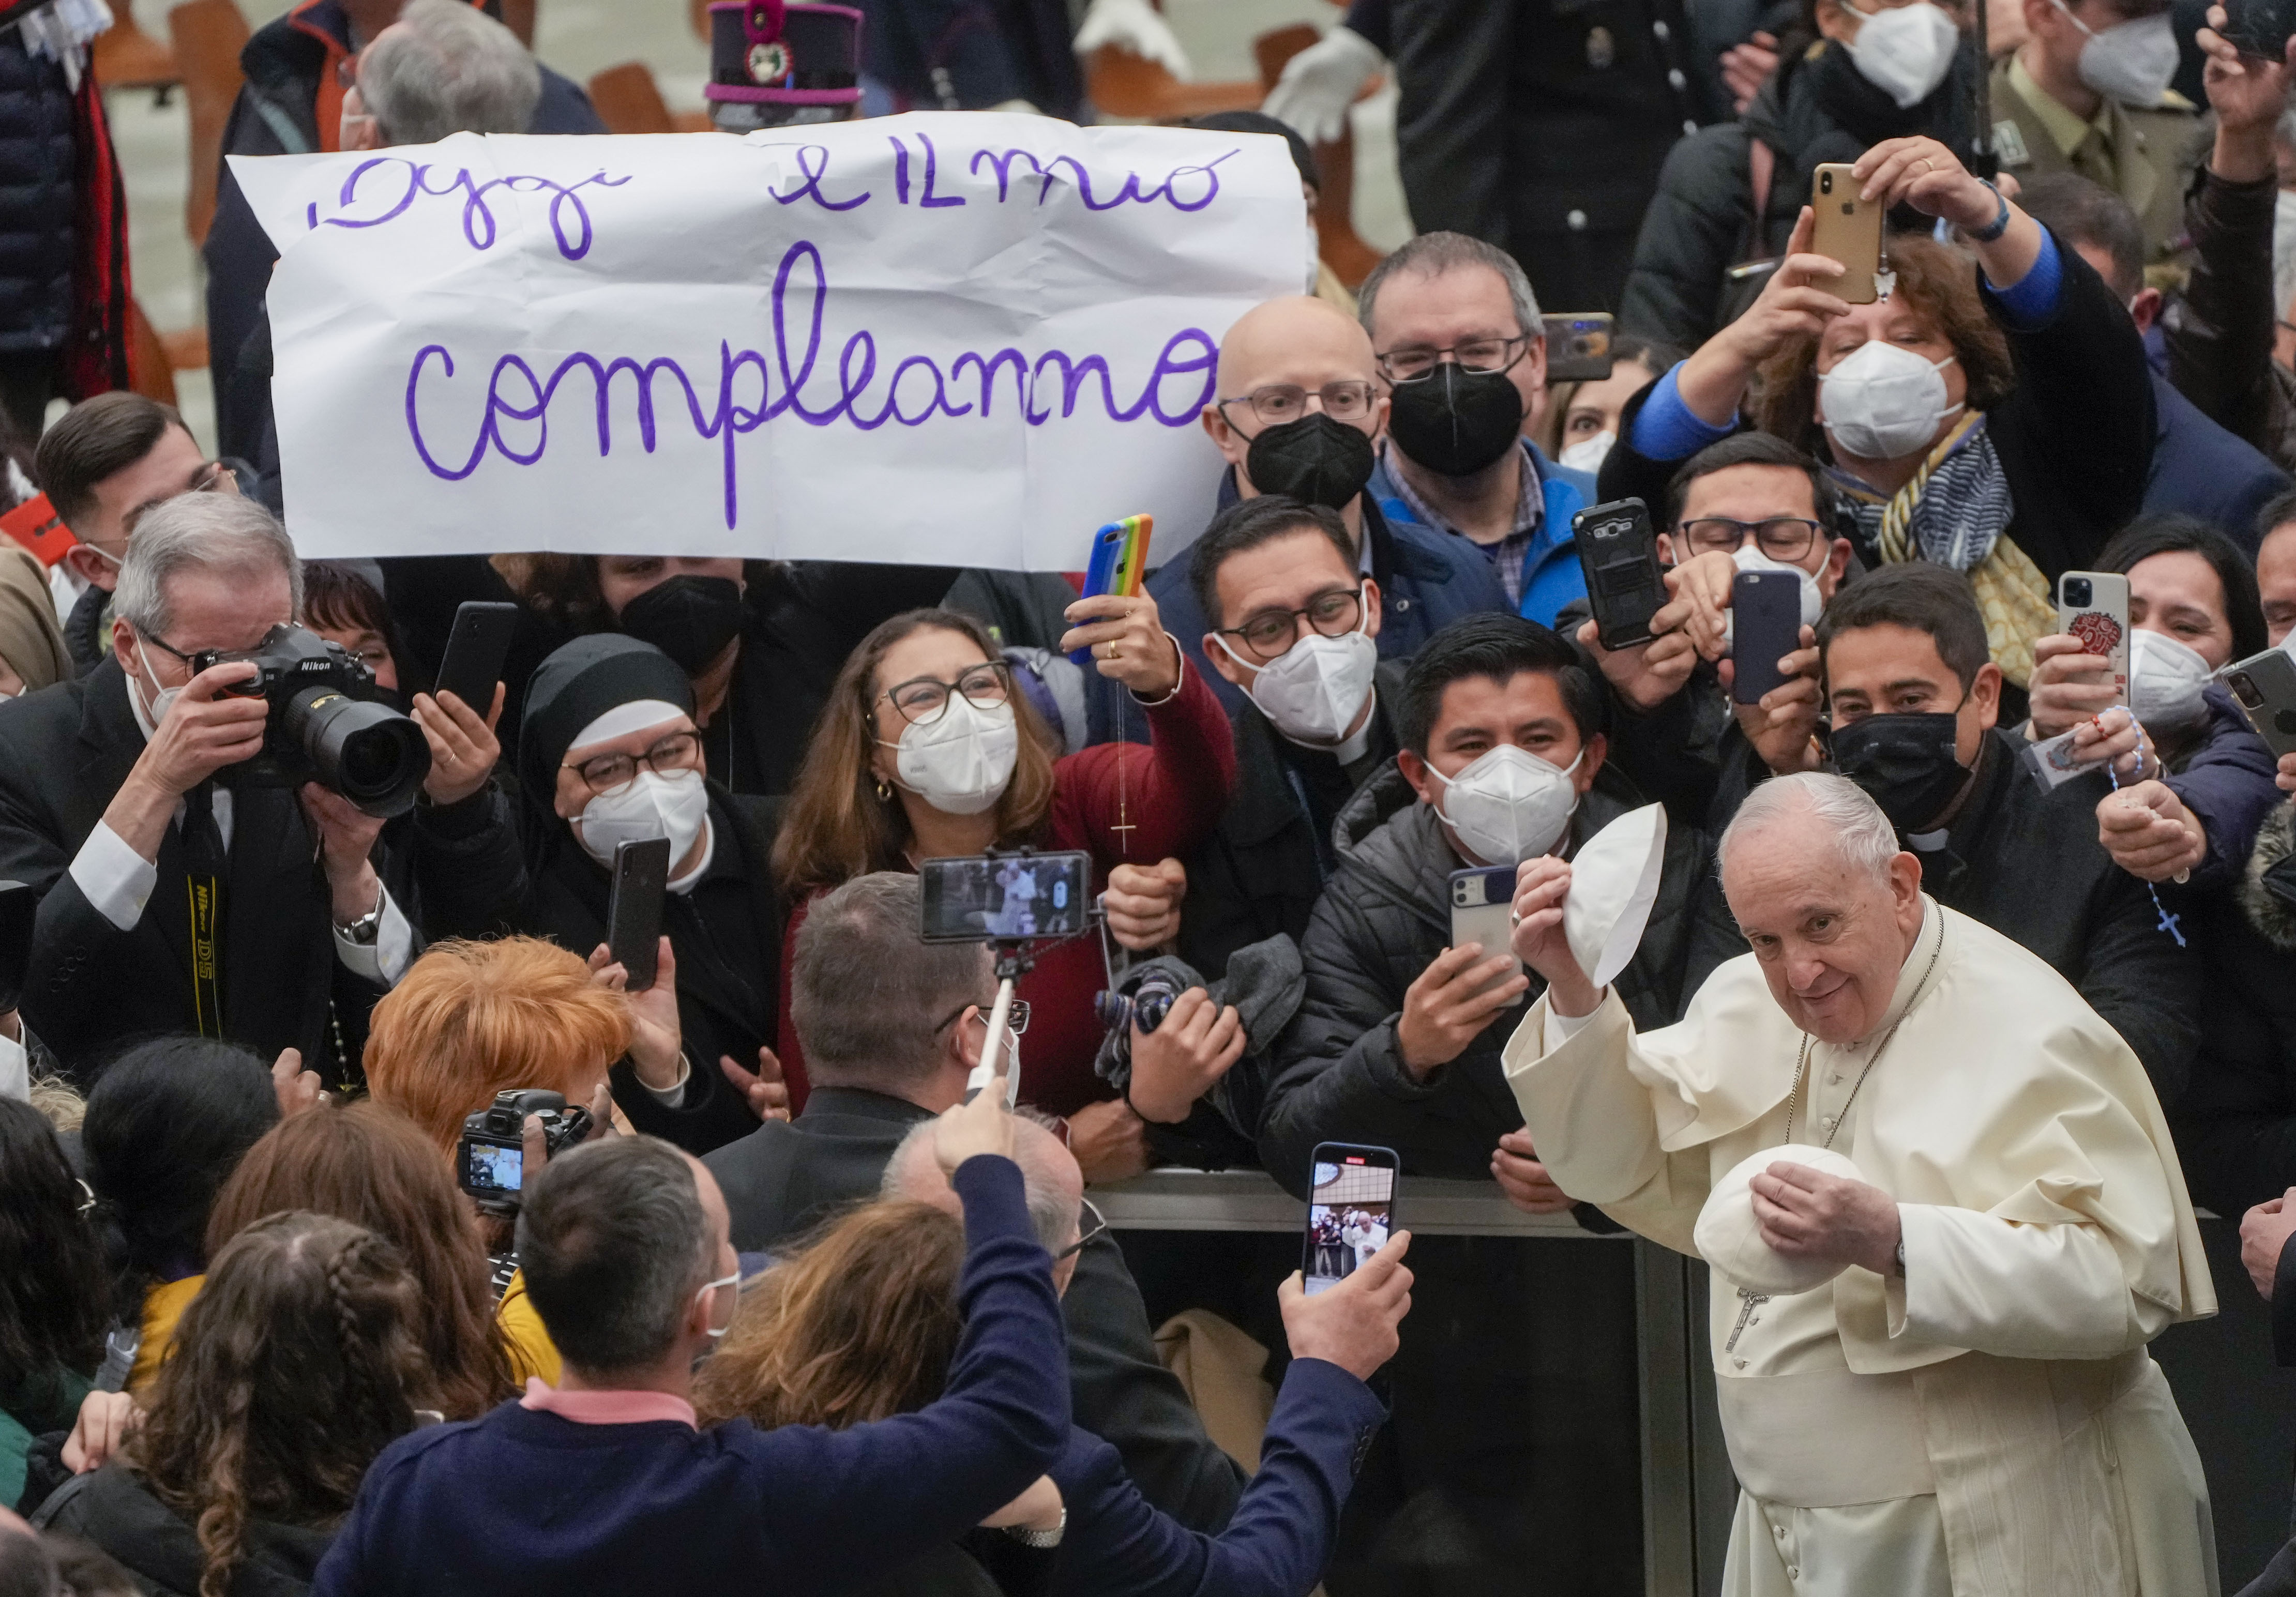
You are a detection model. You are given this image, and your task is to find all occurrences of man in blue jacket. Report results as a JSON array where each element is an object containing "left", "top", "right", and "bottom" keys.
[
  {"left": 1144, "top": 294, "right": 1509, "bottom": 725},
  {"left": 1358, "top": 232, "right": 1599, "bottom": 628}
]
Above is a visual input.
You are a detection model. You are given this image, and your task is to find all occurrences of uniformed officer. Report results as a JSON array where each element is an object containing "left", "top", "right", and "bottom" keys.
[{"left": 1990, "top": 0, "right": 2199, "bottom": 272}]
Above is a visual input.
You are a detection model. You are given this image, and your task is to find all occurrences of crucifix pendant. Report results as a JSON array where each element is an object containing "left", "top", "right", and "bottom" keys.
[{"left": 1724, "top": 1287, "right": 1769, "bottom": 1356}]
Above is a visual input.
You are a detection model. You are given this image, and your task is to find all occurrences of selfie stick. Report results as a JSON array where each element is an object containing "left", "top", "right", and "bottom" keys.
[{"left": 969, "top": 960, "right": 1025, "bottom": 1110}]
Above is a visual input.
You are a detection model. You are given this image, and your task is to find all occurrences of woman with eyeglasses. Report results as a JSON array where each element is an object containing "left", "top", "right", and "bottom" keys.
[
  {"left": 773, "top": 603, "right": 1235, "bottom": 1182},
  {"left": 508, "top": 634, "right": 793, "bottom": 1155},
  {"left": 0, "top": 1097, "right": 110, "bottom": 1513}
]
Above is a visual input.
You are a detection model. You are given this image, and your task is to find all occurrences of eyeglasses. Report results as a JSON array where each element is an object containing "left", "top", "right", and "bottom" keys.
[
  {"left": 1053, "top": 1197, "right": 1108, "bottom": 1262},
  {"left": 563, "top": 730, "right": 703, "bottom": 793},
  {"left": 1215, "top": 381, "right": 1377, "bottom": 430},
  {"left": 119, "top": 460, "right": 233, "bottom": 537},
  {"left": 1376, "top": 334, "right": 1532, "bottom": 385},
  {"left": 881, "top": 662, "right": 1011, "bottom": 726},
  {"left": 934, "top": 997, "right": 1032, "bottom": 1037},
  {"left": 1676, "top": 517, "right": 1826, "bottom": 560},
  {"left": 1217, "top": 584, "right": 1365, "bottom": 662}
]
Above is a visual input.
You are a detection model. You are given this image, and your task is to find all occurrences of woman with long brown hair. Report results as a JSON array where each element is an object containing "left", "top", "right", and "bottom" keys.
[
  {"left": 204, "top": 1099, "right": 522, "bottom": 1412},
  {"left": 771, "top": 600, "right": 1234, "bottom": 1179},
  {"left": 40, "top": 1212, "right": 431, "bottom": 1597}
]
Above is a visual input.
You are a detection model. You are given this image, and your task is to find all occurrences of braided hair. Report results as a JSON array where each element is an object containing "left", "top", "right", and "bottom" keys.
[{"left": 128, "top": 1212, "right": 431, "bottom": 1597}]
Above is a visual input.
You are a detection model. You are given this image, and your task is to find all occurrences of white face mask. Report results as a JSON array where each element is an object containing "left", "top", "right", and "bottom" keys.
[
  {"left": 1213, "top": 604, "right": 1378, "bottom": 747},
  {"left": 696, "top": 1270, "right": 740, "bottom": 1340},
  {"left": 576, "top": 768, "right": 711, "bottom": 871},
  {"left": 131, "top": 639, "right": 184, "bottom": 735},
  {"left": 1557, "top": 431, "right": 1617, "bottom": 473},
  {"left": 1841, "top": 0, "right": 1959, "bottom": 108},
  {"left": 2052, "top": 0, "right": 2177, "bottom": 106},
  {"left": 2128, "top": 627, "right": 2213, "bottom": 732},
  {"left": 882, "top": 696, "right": 1019, "bottom": 816},
  {"left": 1818, "top": 341, "right": 1962, "bottom": 462},
  {"left": 1721, "top": 542, "right": 1826, "bottom": 652},
  {"left": 1429, "top": 744, "right": 1584, "bottom": 866}
]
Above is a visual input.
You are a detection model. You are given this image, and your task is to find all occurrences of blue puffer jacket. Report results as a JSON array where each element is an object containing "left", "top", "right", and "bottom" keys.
[{"left": 0, "top": 33, "right": 75, "bottom": 353}]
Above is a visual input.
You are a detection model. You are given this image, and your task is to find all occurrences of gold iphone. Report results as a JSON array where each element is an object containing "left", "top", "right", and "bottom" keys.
[{"left": 1810, "top": 162, "right": 1882, "bottom": 305}]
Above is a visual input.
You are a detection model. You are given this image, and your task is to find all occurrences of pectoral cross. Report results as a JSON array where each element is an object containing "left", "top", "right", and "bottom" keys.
[{"left": 1724, "top": 1286, "right": 1769, "bottom": 1366}]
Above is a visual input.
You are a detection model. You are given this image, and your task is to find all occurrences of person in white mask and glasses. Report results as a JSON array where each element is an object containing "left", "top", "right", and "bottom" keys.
[
  {"left": 2024, "top": 515, "right": 2280, "bottom": 886},
  {"left": 773, "top": 602, "right": 1235, "bottom": 1184},
  {"left": 1259, "top": 611, "right": 1741, "bottom": 1591},
  {"left": 1993, "top": 0, "right": 2197, "bottom": 267},
  {"left": 1606, "top": 133, "right": 2154, "bottom": 705}
]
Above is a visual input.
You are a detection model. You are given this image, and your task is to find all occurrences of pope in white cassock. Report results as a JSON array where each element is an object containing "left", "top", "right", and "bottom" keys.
[{"left": 1501, "top": 772, "right": 2217, "bottom": 1597}]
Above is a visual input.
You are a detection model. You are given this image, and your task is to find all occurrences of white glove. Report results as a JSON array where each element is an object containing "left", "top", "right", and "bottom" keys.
[
  {"left": 1074, "top": 0, "right": 1194, "bottom": 81},
  {"left": 1261, "top": 25, "right": 1382, "bottom": 145}
]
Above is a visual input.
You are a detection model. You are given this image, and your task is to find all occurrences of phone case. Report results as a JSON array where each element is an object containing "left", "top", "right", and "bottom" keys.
[
  {"left": 2220, "top": 647, "right": 2296, "bottom": 758},
  {"left": 1069, "top": 518, "right": 1147, "bottom": 665},
  {"left": 434, "top": 601, "right": 521, "bottom": 712},
  {"left": 606, "top": 837, "right": 672, "bottom": 991},
  {"left": 1572, "top": 498, "right": 1666, "bottom": 651},
  {"left": 2056, "top": 572, "right": 2131, "bottom": 705},
  {"left": 1810, "top": 163, "right": 1881, "bottom": 305},
  {"left": 1730, "top": 571, "right": 1804, "bottom": 704},
  {"left": 1448, "top": 865, "right": 1524, "bottom": 991},
  {"left": 1544, "top": 314, "right": 1615, "bottom": 383}
]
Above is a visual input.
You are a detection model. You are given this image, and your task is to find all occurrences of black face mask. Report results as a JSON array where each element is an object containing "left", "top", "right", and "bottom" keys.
[
  {"left": 1384, "top": 362, "right": 1526, "bottom": 478},
  {"left": 1828, "top": 711, "right": 1968, "bottom": 831},
  {"left": 617, "top": 575, "right": 745, "bottom": 675},
  {"left": 1243, "top": 413, "right": 1377, "bottom": 509}
]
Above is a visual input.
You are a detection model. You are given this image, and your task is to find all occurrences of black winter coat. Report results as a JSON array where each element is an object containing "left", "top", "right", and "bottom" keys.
[
  {"left": 36, "top": 1462, "right": 332, "bottom": 1597},
  {"left": 1259, "top": 763, "right": 1741, "bottom": 1194},
  {"left": 0, "top": 33, "right": 73, "bottom": 353}
]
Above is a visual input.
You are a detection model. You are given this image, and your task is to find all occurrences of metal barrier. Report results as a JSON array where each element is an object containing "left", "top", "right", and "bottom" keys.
[{"left": 1095, "top": 1168, "right": 1739, "bottom": 1597}]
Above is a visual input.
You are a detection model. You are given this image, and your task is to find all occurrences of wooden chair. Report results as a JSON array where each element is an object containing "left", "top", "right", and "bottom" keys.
[
  {"left": 1252, "top": 23, "right": 1384, "bottom": 288},
  {"left": 586, "top": 62, "right": 712, "bottom": 135},
  {"left": 169, "top": 0, "right": 250, "bottom": 250},
  {"left": 1086, "top": 43, "right": 1262, "bottom": 121},
  {"left": 94, "top": 0, "right": 180, "bottom": 92}
]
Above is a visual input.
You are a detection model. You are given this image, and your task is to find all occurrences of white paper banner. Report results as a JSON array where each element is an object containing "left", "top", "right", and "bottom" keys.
[{"left": 229, "top": 114, "right": 1305, "bottom": 565}]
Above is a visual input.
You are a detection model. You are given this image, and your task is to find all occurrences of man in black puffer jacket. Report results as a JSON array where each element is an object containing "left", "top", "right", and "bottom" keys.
[
  {"left": 1255, "top": 614, "right": 1738, "bottom": 1596},
  {"left": 1621, "top": 21, "right": 1978, "bottom": 350}
]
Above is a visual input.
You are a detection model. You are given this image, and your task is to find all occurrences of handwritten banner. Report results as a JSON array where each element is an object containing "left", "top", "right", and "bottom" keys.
[{"left": 230, "top": 115, "right": 1306, "bottom": 565}]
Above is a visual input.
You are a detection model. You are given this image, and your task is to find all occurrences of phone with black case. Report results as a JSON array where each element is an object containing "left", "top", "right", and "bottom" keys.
[
  {"left": 606, "top": 837, "right": 672, "bottom": 992},
  {"left": 1572, "top": 498, "right": 1667, "bottom": 651},
  {"left": 433, "top": 601, "right": 521, "bottom": 716},
  {"left": 1731, "top": 570, "right": 1804, "bottom": 705}
]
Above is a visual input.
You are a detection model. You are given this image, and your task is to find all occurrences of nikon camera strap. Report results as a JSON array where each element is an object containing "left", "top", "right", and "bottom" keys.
[{"left": 180, "top": 782, "right": 226, "bottom": 1038}]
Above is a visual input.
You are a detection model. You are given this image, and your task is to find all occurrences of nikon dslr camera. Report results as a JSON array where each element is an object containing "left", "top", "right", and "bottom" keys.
[
  {"left": 191, "top": 625, "right": 431, "bottom": 817},
  {"left": 458, "top": 1089, "right": 594, "bottom": 1214}
]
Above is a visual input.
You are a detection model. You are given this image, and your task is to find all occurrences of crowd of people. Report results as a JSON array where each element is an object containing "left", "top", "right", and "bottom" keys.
[{"left": 7, "top": 0, "right": 2296, "bottom": 1590}]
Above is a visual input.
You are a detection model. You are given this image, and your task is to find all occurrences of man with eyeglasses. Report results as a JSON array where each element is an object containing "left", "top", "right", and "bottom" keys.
[
  {"left": 1356, "top": 232, "right": 1599, "bottom": 628},
  {"left": 1134, "top": 295, "right": 1507, "bottom": 730},
  {"left": 32, "top": 392, "right": 242, "bottom": 674},
  {"left": 706, "top": 872, "right": 1253, "bottom": 1533}
]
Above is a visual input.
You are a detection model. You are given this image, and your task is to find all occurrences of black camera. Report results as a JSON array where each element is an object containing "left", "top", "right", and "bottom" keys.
[
  {"left": 457, "top": 1089, "right": 593, "bottom": 1213},
  {"left": 191, "top": 625, "right": 431, "bottom": 817},
  {"left": 1095, "top": 964, "right": 1184, "bottom": 1043}
]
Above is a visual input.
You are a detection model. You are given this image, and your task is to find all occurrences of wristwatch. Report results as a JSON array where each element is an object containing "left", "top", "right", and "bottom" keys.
[
  {"left": 337, "top": 884, "right": 385, "bottom": 946},
  {"left": 1004, "top": 1509, "right": 1067, "bottom": 1549}
]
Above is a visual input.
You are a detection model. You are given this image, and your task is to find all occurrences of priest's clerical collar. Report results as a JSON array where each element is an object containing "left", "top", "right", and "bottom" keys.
[
  {"left": 1841, "top": 895, "right": 1941, "bottom": 1050},
  {"left": 1278, "top": 690, "right": 1379, "bottom": 766},
  {"left": 1905, "top": 827, "right": 1950, "bottom": 851}
]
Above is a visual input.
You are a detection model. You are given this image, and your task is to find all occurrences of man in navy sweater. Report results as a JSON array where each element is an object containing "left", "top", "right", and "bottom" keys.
[{"left": 313, "top": 1088, "right": 1068, "bottom": 1596}]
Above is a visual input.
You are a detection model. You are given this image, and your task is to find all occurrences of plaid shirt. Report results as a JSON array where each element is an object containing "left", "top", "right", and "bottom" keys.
[{"left": 1377, "top": 440, "right": 1543, "bottom": 610}]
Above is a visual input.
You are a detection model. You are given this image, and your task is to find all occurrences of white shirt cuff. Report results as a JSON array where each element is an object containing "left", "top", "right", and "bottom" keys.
[
  {"left": 0, "top": 1030, "right": 27, "bottom": 1102},
  {"left": 334, "top": 888, "right": 414, "bottom": 986},
  {"left": 642, "top": 1052, "right": 692, "bottom": 1107},
  {"left": 69, "top": 821, "right": 159, "bottom": 932},
  {"left": 1540, "top": 990, "right": 1607, "bottom": 1052}
]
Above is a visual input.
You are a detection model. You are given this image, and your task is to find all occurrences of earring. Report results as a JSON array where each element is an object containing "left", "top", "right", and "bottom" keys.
[{"left": 874, "top": 777, "right": 893, "bottom": 801}]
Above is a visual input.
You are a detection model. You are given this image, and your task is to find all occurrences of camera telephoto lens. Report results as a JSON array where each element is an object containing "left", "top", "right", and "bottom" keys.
[{"left": 290, "top": 689, "right": 432, "bottom": 817}]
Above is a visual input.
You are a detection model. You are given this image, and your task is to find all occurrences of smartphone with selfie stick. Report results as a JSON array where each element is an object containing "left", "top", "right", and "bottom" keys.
[
  {"left": 918, "top": 848, "right": 1095, "bottom": 1108},
  {"left": 1069, "top": 515, "right": 1153, "bottom": 666},
  {"left": 606, "top": 836, "right": 672, "bottom": 992},
  {"left": 1302, "top": 1143, "right": 1400, "bottom": 1297}
]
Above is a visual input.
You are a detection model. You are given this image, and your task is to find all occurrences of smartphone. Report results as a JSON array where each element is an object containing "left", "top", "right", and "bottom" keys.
[
  {"left": 2222, "top": 0, "right": 2296, "bottom": 66},
  {"left": 1303, "top": 1143, "right": 1399, "bottom": 1298},
  {"left": 1572, "top": 497, "right": 1668, "bottom": 651},
  {"left": 2220, "top": 646, "right": 2296, "bottom": 758},
  {"left": 433, "top": 600, "right": 521, "bottom": 714},
  {"left": 1449, "top": 865, "right": 1525, "bottom": 995},
  {"left": 2056, "top": 571, "right": 2131, "bottom": 706},
  {"left": 1543, "top": 312, "right": 1614, "bottom": 383},
  {"left": 1069, "top": 515, "right": 1153, "bottom": 666},
  {"left": 606, "top": 836, "right": 672, "bottom": 992},
  {"left": 1731, "top": 570, "right": 1805, "bottom": 705},
  {"left": 919, "top": 851, "right": 1091, "bottom": 942},
  {"left": 458, "top": 1135, "right": 524, "bottom": 1203},
  {"left": 0, "top": 879, "right": 31, "bottom": 1013},
  {"left": 1810, "top": 163, "right": 1881, "bottom": 306}
]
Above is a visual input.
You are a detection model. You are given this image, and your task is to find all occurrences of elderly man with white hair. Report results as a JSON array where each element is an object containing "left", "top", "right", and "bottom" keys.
[{"left": 1501, "top": 771, "right": 2217, "bottom": 1597}]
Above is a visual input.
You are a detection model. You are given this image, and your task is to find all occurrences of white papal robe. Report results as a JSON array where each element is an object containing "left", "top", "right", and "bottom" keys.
[{"left": 1502, "top": 898, "right": 2218, "bottom": 1597}]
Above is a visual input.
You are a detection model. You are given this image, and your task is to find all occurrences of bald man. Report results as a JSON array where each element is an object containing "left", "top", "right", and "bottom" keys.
[{"left": 1136, "top": 296, "right": 1508, "bottom": 726}]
